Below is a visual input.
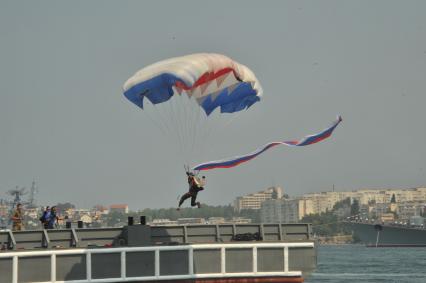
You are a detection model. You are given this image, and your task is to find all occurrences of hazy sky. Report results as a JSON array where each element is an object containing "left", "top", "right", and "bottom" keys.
[{"left": 1, "top": 0, "right": 426, "bottom": 209}]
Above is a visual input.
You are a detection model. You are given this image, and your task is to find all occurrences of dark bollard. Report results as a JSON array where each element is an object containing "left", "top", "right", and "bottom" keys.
[
  {"left": 77, "top": 221, "right": 83, "bottom": 228},
  {"left": 128, "top": 216, "right": 134, "bottom": 226},
  {"left": 140, "top": 216, "right": 146, "bottom": 225},
  {"left": 66, "top": 221, "right": 72, "bottom": 229}
]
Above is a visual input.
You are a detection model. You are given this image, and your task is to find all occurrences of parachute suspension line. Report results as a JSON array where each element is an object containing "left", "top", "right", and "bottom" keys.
[
  {"left": 175, "top": 92, "right": 185, "bottom": 153},
  {"left": 193, "top": 108, "right": 215, "bottom": 160},
  {"left": 177, "top": 91, "right": 191, "bottom": 165},
  {"left": 186, "top": 94, "right": 198, "bottom": 161},
  {"left": 175, "top": 93, "right": 188, "bottom": 161},
  {"left": 200, "top": 115, "right": 217, "bottom": 158},
  {"left": 193, "top": 108, "right": 210, "bottom": 162},
  {"left": 179, "top": 94, "right": 191, "bottom": 163},
  {"left": 222, "top": 111, "right": 243, "bottom": 129},
  {"left": 184, "top": 93, "right": 193, "bottom": 164},
  {"left": 172, "top": 93, "right": 186, "bottom": 163},
  {"left": 151, "top": 102, "right": 175, "bottom": 143},
  {"left": 194, "top": 110, "right": 243, "bottom": 160},
  {"left": 167, "top": 93, "right": 185, "bottom": 160},
  {"left": 141, "top": 106, "right": 168, "bottom": 138},
  {"left": 176, "top": 94, "right": 189, "bottom": 161},
  {"left": 153, "top": 104, "right": 182, "bottom": 161},
  {"left": 185, "top": 94, "right": 196, "bottom": 154},
  {"left": 187, "top": 95, "right": 201, "bottom": 164},
  {"left": 190, "top": 99, "right": 202, "bottom": 163},
  {"left": 205, "top": 111, "right": 243, "bottom": 157},
  {"left": 180, "top": 94, "right": 189, "bottom": 159},
  {"left": 186, "top": 95, "right": 198, "bottom": 163}
]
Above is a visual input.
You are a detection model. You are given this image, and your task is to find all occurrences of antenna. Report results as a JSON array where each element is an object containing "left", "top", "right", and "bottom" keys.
[
  {"left": 7, "top": 186, "right": 27, "bottom": 206},
  {"left": 28, "top": 180, "right": 38, "bottom": 208}
]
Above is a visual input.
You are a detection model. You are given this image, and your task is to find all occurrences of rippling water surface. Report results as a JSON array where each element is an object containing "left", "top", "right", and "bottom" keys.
[{"left": 305, "top": 244, "right": 426, "bottom": 283}]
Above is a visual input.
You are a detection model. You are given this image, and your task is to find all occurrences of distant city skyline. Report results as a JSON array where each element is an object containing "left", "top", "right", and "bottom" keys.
[
  {"left": 2, "top": 181, "right": 425, "bottom": 211},
  {"left": 1, "top": 1, "right": 426, "bottom": 209}
]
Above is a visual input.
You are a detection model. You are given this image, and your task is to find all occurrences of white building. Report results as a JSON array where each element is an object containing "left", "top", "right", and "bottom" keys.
[
  {"left": 109, "top": 204, "right": 129, "bottom": 214},
  {"left": 150, "top": 219, "right": 178, "bottom": 226},
  {"left": 261, "top": 198, "right": 301, "bottom": 223},
  {"left": 177, "top": 218, "right": 206, "bottom": 225},
  {"left": 80, "top": 214, "right": 92, "bottom": 224},
  {"left": 300, "top": 187, "right": 426, "bottom": 216},
  {"left": 234, "top": 186, "right": 283, "bottom": 212},
  {"left": 207, "top": 217, "right": 226, "bottom": 224}
]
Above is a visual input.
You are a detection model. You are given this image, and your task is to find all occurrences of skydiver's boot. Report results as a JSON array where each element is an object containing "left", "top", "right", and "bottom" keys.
[{"left": 197, "top": 202, "right": 201, "bottom": 208}]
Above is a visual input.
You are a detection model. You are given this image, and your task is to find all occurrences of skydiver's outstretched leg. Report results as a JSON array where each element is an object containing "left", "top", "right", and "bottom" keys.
[
  {"left": 191, "top": 194, "right": 201, "bottom": 208},
  {"left": 178, "top": 192, "right": 191, "bottom": 210}
]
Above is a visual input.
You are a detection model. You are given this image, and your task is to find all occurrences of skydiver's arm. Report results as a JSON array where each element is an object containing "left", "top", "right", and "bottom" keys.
[
  {"left": 193, "top": 177, "right": 200, "bottom": 187},
  {"left": 200, "top": 176, "right": 206, "bottom": 186}
]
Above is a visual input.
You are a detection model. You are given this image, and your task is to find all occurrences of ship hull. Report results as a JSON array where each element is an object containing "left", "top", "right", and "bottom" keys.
[{"left": 346, "top": 222, "right": 426, "bottom": 247}]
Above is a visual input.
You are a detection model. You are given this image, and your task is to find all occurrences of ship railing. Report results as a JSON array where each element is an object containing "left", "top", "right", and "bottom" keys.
[
  {"left": 0, "top": 223, "right": 312, "bottom": 250},
  {"left": 0, "top": 242, "right": 314, "bottom": 283}
]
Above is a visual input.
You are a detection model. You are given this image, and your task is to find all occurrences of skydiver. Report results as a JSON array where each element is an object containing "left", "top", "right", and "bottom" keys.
[{"left": 177, "top": 172, "right": 206, "bottom": 210}]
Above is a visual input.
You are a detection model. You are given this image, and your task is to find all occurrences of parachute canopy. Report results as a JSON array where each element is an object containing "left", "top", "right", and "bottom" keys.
[{"left": 123, "top": 53, "right": 263, "bottom": 115}]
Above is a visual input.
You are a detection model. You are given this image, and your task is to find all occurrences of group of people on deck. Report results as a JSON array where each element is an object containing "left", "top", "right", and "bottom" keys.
[
  {"left": 39, "top": 206, "right": 61, "bottom": 229},
  {"left": 10, "top": 204, "right": 61, "bottom": 231}
]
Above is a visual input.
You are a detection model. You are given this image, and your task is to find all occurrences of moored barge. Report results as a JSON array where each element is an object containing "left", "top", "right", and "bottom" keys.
[{"left": 0, "top": 222, "right": 317, "bottom": 282}]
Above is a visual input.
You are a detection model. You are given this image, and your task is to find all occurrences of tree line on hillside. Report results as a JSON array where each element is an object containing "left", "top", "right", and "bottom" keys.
[{"left": 301, "top": 198, "right": 360, "bottom": 237}]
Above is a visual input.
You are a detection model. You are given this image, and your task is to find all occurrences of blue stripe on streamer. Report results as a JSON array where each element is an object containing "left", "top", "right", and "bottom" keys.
[{"left": 192, "top": 116, "right": 342, "bottom": 171}]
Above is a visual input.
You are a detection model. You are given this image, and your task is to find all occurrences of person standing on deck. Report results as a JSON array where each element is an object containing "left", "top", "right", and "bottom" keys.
[{"left": 11, "top": 203, "right": 24, "bottom": 231}]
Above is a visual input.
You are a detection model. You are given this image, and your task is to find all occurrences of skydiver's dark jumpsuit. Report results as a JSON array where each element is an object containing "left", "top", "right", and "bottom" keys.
[{"left": 178, "top": 174, "right": 204, "bottom": 208}]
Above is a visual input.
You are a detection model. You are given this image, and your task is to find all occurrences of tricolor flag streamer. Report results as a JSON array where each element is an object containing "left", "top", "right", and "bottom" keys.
[{"left": 192, "top": 115, "right": 342, "bottom": 171}]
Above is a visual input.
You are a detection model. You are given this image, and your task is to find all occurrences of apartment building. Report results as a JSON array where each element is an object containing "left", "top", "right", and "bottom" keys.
[
  {"left": 300, "top": 187, "right": 426, "bottom": 215},
  {"left": 354, "top": 188, "right": 426, "bottom": 205},
  {"left": 234, "top": 186, "right": 283, "bottom": 211},
  {"left": 110, "top": 204, "right": 129, "bottom": 214},
  {"left": 261, "top": 198, "right": 310, "bottom": 223}
]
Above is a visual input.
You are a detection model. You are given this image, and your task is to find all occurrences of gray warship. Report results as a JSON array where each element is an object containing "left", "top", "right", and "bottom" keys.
[{"left": 345, "top": 220, "right": 426, "bottom": 247}]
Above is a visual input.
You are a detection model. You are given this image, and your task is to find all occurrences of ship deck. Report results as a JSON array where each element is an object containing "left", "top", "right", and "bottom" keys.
[{"left": 0, "top": 223, "right": 317, "bottom": 283}]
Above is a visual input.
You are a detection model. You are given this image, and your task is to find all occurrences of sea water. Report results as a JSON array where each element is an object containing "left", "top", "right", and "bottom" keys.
[{"left": 305, "top": 244, "right": 426, "bottom": 283}]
